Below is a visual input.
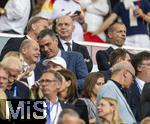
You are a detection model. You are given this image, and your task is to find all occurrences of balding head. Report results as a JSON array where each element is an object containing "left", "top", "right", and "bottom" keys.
[
  {"left": 20, "top": 39, "right": 40, "bottom": 65},
  {"left": 56, "top": 15, "right": 75, "bottom": 41},
  {"left": 111, "top": 61, "right": 135, "bottom": 88},
  {"left": 111, "top": 61, "right": 135, "bottom": 77}
]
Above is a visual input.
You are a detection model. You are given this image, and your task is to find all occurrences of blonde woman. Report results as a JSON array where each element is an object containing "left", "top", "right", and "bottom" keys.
[{"left": 97, "top": 97, "right": 123, "bottom": 124}]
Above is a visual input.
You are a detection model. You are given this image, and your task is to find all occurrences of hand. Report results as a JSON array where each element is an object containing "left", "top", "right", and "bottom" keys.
[
  {"left": 91, "top": 29, "right": 101, "bottom": 36},
  {"left": 17, "top": 64, "right": 36, "bottom": 80},
  {"left": 0, "top": 7, "right": 6, "bottom": 16},
  {"left": 134, "top": 8, "right": 144, "bottom": 18}
]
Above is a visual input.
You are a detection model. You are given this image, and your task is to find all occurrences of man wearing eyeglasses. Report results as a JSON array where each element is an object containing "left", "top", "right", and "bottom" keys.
[
  {"left": 39, "top": 69, "right": 74, "bottom": 124},
  {"left": 97, "top": 61, "right": 136, "bottom": 124},
  {"left": 129, "top": 51, "right": 150, "bottom": 122}
]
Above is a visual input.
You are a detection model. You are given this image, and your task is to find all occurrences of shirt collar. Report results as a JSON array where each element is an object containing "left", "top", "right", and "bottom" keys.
[
  {"left": 60, "top": 38, "right": 73, "bottom": 45},
  {"left": 136, "top": 77, "right": 145, "bottom": 91}
]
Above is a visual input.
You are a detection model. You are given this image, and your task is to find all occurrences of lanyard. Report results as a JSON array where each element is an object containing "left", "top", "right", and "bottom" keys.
[
  {"left": 13, "top": 86, "right": 17, "bottom": 97},
  {"left": 46, "top": 101, "right": 59, "bottom": 124}
]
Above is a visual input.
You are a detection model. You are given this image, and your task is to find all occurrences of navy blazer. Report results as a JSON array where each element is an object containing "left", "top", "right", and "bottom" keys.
[
  {"left": 129, "top": 80, "right": 142, "bottom": 122},
  {"left": 141, "top": 83, "right": 150, "bottom": 119},
  {"left": 0, "top": 36, "right": 27, "bottom": 60},
  {"left": 35, "top": 50, "right": 88, "bottom": 92},
  {"left": 58, "top": 40, "right": 93, "bottom": 72},
  {"left": 5, "top": 80, "right": 30, "bottom": 99},
  {"left": 96, "top": 47, "right": 114, "bottom": 71}
]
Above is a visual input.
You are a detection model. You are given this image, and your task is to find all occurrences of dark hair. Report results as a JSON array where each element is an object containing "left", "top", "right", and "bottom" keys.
[
  {"left": 26, "top": 16, "right": 48, "bottom": 33},
  {"left": 107, "top": 22, "right": 125, "bottom": 34},
  {"left": 109, "top": 48, "right": 130, "bottom": 66},
  {"left": 37, "top": 28, "right": 57, "bottom": 41},
  {"left": 57, "top": 69, "right": 78, "bottom": 103},
  {"left": 82, "top": 72, "right": 104, "bottom": 98},
  {"left": 131, "top": 51, "right": 150, "bottom": 76}
]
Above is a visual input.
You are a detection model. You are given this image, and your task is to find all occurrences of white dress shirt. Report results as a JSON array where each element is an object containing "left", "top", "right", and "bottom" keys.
[
  {"left": 60, "top": 38, "right": 73, "bottom": 51},
  {"left": 136, "top": 77, "right": 145, "bottom": 94},
  {"left": 45, "top": 98, "right": 62, "bottom": 124},
  {"left": 22, "top": 61, "right": 35, "bottom": 89}
]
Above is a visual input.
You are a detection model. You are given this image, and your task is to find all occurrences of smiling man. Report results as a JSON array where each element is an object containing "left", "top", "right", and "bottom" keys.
[{"left": 20, "top": 39, "right": 40, "bottom": 88}]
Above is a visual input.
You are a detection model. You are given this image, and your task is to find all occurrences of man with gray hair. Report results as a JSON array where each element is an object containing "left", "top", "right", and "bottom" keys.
[
  {"left": 97, "top": 61, "right": 136, "bottom": 123},
  {"left": 39, "top": 70, "right": 74, "bottom": 124},
  {"left": 20, "top": 39, "right": 40, "bottom": 88}
]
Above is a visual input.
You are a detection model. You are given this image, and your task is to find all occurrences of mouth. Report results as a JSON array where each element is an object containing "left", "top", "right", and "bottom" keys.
[{"left": 97, "top": 108, "right": 103, "bottom": 113}]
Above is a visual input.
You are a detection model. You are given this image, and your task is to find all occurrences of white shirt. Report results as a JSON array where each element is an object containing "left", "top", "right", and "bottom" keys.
[
  {"left": 22, "top": 61, "right": 35, "bottom": 89},
  {"left": 0, "top": 0, "right": 31, "bottom": 34},
  {"left": 60, "top": 38, "right": 73, "bottom": 51},
  {"left": 45, "top": 98, "right": 62, "bottom": 124},
  {"left": 136, "top": 77, "right": 145, "bottom": 94}
]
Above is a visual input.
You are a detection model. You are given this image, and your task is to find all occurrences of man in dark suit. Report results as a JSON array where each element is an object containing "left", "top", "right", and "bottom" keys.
[
  {"left": 141, "top": 82, "right": 150, "bottom": 119},
  {"left": 55, "top": 15, "right": 93, "bottom": 72},
  {"left": 130, "top": 51, "right": 150, "bottom": 122},
  {"left": 36, "top": 29, "right": 88, "bottom": 92},
  {"left": 0, "top": 16, "right": 50, "bottom": 60},
  {"left": 96, "top": 22, "right": 126, "bottom": 71}
]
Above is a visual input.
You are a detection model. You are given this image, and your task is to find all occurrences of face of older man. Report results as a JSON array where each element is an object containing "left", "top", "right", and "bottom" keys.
[
  {"left": 56, "top": 16, "right": 75, "bottom": 41},
  {"left": 7, "top": 68, "right": 21, "bottom": 90},
  {"left": 39, "top": 72, "right": 61, "bottom": 97},
  {"left": 0, "top": 68, "right": 9, "bottom": 91},
  {"left": 23, "top": 41, "right": 40, "bottom": 65},
  {"left": 108, "top": 23, "right": 126, "bottom": 47}
]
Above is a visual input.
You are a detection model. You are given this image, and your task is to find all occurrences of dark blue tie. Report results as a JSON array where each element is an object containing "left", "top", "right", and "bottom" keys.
[
  {"left": 46, "top": 102, "right": 50, "bottom": 124},
  {"left": 65, "top": 42, "right": 71, "bottom": 51}
]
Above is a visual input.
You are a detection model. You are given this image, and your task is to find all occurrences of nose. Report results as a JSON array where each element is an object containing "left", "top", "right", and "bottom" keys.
[
  {"left": 44, "top": 45, "right": 49, "bottom": 52},
  {"left": 121, "top": 31, "right": 126, "bottom": 37}
]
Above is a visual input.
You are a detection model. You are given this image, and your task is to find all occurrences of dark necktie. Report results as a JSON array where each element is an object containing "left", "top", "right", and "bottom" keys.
[{"left": 65, "top": 42, "right": 71, "bottom": 51}]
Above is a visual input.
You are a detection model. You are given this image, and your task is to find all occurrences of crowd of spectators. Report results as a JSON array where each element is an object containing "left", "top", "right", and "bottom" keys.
[{"left": 0, "top": 0, "right": 150, "bottom": 124}]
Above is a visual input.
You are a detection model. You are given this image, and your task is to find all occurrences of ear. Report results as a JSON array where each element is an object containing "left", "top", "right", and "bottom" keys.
[
  {"left": 123, "top": 70, "right": 128, "bottom": 79},
  {"left": 31, "top": 23, "right": 36, "bottom": 31},
  {"left": 56, "top": 82, "right": 61, "bottom": 90},
  {"left": 137, "top": 65, "right": 142, "bottom": 72},
  {"left": 21, "top": 48, "right": 27, "bottom": 55},
  {"left": 72, "top": 25, "right": 75, "bottom": 32},
  {"left": 110, "top": 105, "right": 115, "bottom": 112},
  {"left": 66, "top": 80, "right": 71, "bottom": 88},
  {"left": 108, "top": 32, "right": 113, "bottom": 39}
]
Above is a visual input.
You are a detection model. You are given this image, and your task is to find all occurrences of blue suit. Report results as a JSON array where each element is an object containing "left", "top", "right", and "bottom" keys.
[
  {"left": 35, "top": 50, "right": 88, "bottom": 92},
  {"left": 129, "top": 80, "right": 142, "bottom": 122},
  {"left": 97, "top": 80, "right": 136, "bottom": 124}
]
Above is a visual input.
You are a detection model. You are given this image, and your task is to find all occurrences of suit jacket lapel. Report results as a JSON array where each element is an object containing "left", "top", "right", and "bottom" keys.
[
  {"left": 58, "top": 37, "right": 64, "bottom": 50},
  {"left": 61, "top": 50, "right": 69, "bottom": 65},
  {"left": 72, "top": 42, "right": 77, "bottom": 51}
]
